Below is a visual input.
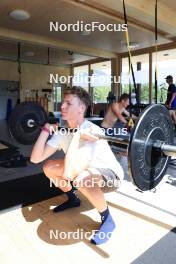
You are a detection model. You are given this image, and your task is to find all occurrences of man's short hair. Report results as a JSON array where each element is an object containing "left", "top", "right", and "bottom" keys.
[
  {"left": 64, "top": 86, "right": 91, "bottom": 110},
  {"left": 119, "top": 93, "right": 129, "bottom": 102}
]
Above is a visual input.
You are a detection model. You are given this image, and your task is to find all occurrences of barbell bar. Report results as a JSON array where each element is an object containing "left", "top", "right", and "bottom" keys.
[
  {"left": 94, "top": 135, "right": 176, "bottom": 157},
  {"left": 8, "top": 102, "right": 176, "bottom": 191}
]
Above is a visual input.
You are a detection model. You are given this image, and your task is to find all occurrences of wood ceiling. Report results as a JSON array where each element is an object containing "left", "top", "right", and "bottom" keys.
[{"left": 0, "top": 0, "right": 175, "bottom": 65}]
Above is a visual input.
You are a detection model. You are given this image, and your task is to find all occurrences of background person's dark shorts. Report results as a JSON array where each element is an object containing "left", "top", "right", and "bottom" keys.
[{"left": 96, "top": 168, "right": 121, "bottom": 192}]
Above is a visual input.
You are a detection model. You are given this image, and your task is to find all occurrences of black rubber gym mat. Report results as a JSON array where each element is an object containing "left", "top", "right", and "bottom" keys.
[{"left": 0, "top": 173, "right": 62, "bottom": 212}]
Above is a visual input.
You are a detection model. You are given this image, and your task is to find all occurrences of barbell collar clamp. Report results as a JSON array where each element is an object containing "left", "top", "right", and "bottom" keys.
[
  {"left": 152, "top": 140, "right": 176, "bottom": 157},
  {"left": 161, "top": 143, "right": 176, "bottom": 157}
]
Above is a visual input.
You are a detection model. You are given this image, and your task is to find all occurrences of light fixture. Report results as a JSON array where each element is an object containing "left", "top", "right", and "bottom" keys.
[
  {"left": 24, "top": 51, "right": 35, "bottom": 57},
  {"left": 128, "top": 42, "right": 139, "bottom": 49},
  {"left": 9, "top": 10, "right": 30, "bottom": 21},
  {"left": 120, "top": 40, "right": 139, "bottom": 49},
  {"left": 165, "top": 34, "right": 173, "bottom": 39},
  {"left": 68, "top": 57, "right": 74, "bottom": 62},
  {"left": 80, "top": 30, "right": 91, "bottom": 36},
  {"left": 68, "top": 50, "right": 73, "bottom": 56}
]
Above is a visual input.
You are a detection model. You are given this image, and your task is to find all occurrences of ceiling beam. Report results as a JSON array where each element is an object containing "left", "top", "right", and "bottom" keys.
[
  {"left": 71, "top": 57, "right": 110, "bottom": 67},
  {"left": 63, "top": 0, "right": 175, "bottom": 40},
  {"left": 119, "top": 41, "right": 176, "bottom": 58},
  {"left": 0, "top": 27, "right": 117, "bottom": 59},
  {"left": 123, "top": 0, "right": 176, "bottom": 36}
]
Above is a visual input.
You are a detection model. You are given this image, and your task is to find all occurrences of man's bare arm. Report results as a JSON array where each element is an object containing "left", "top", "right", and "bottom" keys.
[
  {"left": 123, "top": 109, "right": 137, "bottom": 120},
  {"left": 112, "top": 104, "right": 127, "bottom": 124},
  {"left": 30, "top": 124, "right": 58, "bottom": 163}
]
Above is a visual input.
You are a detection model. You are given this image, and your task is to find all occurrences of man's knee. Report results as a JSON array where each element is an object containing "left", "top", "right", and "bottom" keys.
[
  {"left": 169, "top": 110, "right": 176, "bottom": 123},
  {"left": 43, "top": 160, "right": 51, "bottom": 175},
  {"left": 74, "top": 170, "right": 102, "bottom": 189},
  {"left": 74, "top": 172, "right": 91, "bottom": 189},
  {"left": 43, "top": 159, "right": 64, "bottom": 177}
]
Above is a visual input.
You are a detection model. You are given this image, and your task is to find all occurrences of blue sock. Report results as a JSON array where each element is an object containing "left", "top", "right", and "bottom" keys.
[{"left": 91, "top": 212, "right": 116, "bottom": 245}]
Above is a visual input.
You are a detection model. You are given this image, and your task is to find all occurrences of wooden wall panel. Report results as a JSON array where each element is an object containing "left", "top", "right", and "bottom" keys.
[{"left": 0, "top": 60, "right": 70, "bottom": 101}]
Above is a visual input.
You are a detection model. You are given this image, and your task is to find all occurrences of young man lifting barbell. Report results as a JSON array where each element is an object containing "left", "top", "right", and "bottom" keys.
[{"left": 30, "top": 86, "right": 124, "bottom": 245}]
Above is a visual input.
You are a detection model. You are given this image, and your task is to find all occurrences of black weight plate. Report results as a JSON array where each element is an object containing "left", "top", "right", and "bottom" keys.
[
  {"left": 8, "top": 102, "right": 48, "bottom": 145},
  {"left": 128, "top": 104, "right": 174, "bottom": 191}
]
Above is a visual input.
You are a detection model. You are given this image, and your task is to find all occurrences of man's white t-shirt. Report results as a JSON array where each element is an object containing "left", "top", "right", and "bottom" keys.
[{"left": 47, "top": 120, "right": 124, "bottom": 181}]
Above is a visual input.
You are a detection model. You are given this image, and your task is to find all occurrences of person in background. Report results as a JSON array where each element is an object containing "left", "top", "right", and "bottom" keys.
[
  {"left": 165, "top": 75, "right": 176, "bottom": 124},
  {"left": 101, "top": 93, "right": 136, "bottom": 136}
]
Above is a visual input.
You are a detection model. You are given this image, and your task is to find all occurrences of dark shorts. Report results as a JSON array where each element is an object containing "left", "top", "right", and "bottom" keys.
[
  {"left": 96, "top": 168, "right": 121, "bottom": 192},
  {"left": 171, "top": 107, "right": 176, "bottom": 110}
]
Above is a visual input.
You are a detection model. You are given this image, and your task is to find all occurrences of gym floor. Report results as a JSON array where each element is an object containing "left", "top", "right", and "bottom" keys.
[
  {"left": 0, "top": 188, "right": 176, "bottom": 264},
  {"left": 0, "top": 119, "right": 176, "bottom": 264}
]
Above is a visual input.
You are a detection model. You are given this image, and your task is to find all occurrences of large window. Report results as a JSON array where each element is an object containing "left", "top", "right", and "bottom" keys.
[
  {"left": 53, "top": 85, "right": 62, "bottom": 112},
  {"left": 91, "top": 61, "right": 111, "bottom": 103},
  {"left": 53, "top": 85, "right": 61, "bottom": 103},
  {"left": 73, "top": 65, "right": 89, "bottom": 90},
  {"left": 152, "top": 49, "right": 176, "bottom": 103},
  {"left": 121, "top": 54, "right": 149, "bottom": 103}
]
